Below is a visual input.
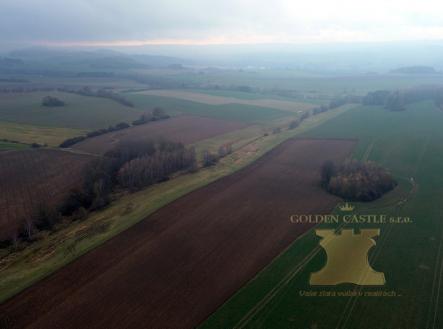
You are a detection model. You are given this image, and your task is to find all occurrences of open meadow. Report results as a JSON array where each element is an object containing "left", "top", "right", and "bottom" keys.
[
  {"left": 0, "top": 91, "right": 142, "bottom": 129},
  {"left": 126, "top": 93, "right": 294, "bottom": 124},
  {"left": 136, "top": 89, "right": 315, "bottom": 112}
]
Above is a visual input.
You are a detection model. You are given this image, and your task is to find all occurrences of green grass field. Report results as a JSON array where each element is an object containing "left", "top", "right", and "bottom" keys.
[
  {"left": 0, "top": 121, "right": 86, "bottom": 146},
  {"left": 0, "top": 91, "right": 142, "bottom": 129},
  {"left": 0, "top": 141, "right": 29, "bottom": 151},
  {"left": 127, "top": 93, "right": 293, "bottom": 124},
  {"left": 143, "top": 69, "right": 443, "bottom": 95},
  {"left": 185, "top": 88, "right": 326, "bottom": 104},
  {"left": 200, "top": 100, "right": 443, "bottom": 329},
  {"left": 0, "top": 89, "right": 292, "bottom": 145}
]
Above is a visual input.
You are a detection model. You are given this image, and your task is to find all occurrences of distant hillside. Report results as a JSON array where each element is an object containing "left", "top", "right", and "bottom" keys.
[
  {"left": 131, "top": 54, "right": 191, "bottom": 67},
  {"left": 5, "top": 47, "right": 188, "bottom": 72},
  {"left": 0, "top": 57, "right": 24, "bottom": 67},
  {"left": 390, "top": 66, "right": 438, "bottom": 74}
]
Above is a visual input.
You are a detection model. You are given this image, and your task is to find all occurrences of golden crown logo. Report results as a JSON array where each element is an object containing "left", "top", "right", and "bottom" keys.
[{"left": 339, "top": 202, "right": 355, "bottom": 212}]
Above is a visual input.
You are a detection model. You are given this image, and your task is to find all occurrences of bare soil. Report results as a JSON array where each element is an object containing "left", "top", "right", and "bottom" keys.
[
  {"left": 0, "top": 138, "right": 355, "bottom": 329},
  {"left": 73, "top": 116, "right": 247, "bottom": 155}
]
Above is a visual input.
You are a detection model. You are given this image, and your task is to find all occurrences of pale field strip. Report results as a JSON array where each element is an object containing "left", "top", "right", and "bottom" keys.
[
  {"left": 136, "top": 89, "right": 315, "bottom": 112},
  {"left": 0, "top": 121, "right": 86, "bottom": 147}
]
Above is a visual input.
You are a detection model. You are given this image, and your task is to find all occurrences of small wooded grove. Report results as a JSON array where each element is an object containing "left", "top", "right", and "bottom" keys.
[
  {"left": 1, "top": 140, "right": 196, "bottom": 247},
  {"left": 59, "top": 86, "right": 134, "bottom": 107},
  {"left": 63, "top": 140, "right": 197, "bottom": 214},
  {"left": 321, "top": 160, "right": 397, "bottom": 202},
  {"left": 117, "top": 143, "right": 197, "bottom": 190},
  {"left": 42, "top": 95, "right": 65, "bottom": 107}
]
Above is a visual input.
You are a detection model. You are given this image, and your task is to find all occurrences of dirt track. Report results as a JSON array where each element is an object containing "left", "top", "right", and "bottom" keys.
[
  {"left": 73, "top": 115, "right": 247, "bottom": 154},
  {"left": 0, "top": 138, "right": 355, "bottom": 329}
]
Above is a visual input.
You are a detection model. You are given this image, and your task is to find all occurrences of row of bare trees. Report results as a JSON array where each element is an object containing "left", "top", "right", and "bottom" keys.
[
  {"left": 59, "top": 108, "right": 170, "bottom": 148},
  {"left": 363, "top": 86, "right": 443, "bottom": 111},
  {"left": 59, "top": 86, "right": 134, "bottom": 107},
  {"left": 202, "top": 144, "right": 233, "bottom": 167},
  {"left": 1, "top": 140, "right": 197, "bottom": 248},
  {"left": 118, "top": 145, "right": 196, "bottom": 190}
]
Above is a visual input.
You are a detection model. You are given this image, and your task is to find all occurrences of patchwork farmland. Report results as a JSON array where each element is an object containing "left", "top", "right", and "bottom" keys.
[
  {"left": 2, "top": 41, "right": 443, "bottom": 329},
  {"left": 0, "top": 138, "right": 355, "bottom": 329}
]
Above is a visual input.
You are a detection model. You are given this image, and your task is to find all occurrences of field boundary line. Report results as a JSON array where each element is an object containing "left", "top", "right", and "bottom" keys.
[
  {"left": 425, "top": 212, "right": 443, "bottom": 329},
  {"left": 336, "top": 222, "right": 395, "bottom": 329},
  {"left": 362, "top": 140, "right": 375, "bottom": 161},
  {"left": 233, "top": 246, "right": 322, "bottom": 329},
  {"left": 233, "top": 222, "right": 348, "bottom": 329},
  {"left": 431, "top": 227, "right": 443, "bottom": 329}
]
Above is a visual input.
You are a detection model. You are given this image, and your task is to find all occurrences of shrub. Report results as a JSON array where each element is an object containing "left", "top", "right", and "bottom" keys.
[
  {"left": 272, "top": 127, "right": 282, "bottom": 134},
  {"left": 34, "top": 203, "right": 61, "bottom": 231},
  {"left": 202, "top": 150, "right": 219, "bottom": 167},
  {"left": 59, "top": 136, "right": 86, "bottom": 148},
  {"left": 218, "top": 144, "right": 233, "bottom": 158},
  {"left": 42, "top": 96, "right": 65, "bottom": 107},
  {"left": 132, "top": 108, "right": 169, "bottom": 125},
  {"left": 288, "top": 119, "right": 300, "bottom": 130}
]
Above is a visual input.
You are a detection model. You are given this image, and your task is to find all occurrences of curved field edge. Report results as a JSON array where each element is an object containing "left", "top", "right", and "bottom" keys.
[
  {"left": 199, "top": 100, "right": 443, "bottom": 329},
  {"left": 0, "top": 104, "right": 354, "bottom": 304}
]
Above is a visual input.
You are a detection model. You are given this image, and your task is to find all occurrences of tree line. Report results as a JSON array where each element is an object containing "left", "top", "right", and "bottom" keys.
[
  {"left": 118, "top": 144, "right": 196, "bottom": 190},
  {"left": 201, "top": 143, "right": 233, "bottom": 167},
  {"left": 59, "top": 108, "right": 170, "bottom": 148},
  {"left": 363, "top": 86, "right": 443, "bottom": 111},
  {"left": 1, "top": 139, "right": 198, "bottom": 247},
  {"left": 59, "top": 86, "right": 134, "bottom": 107},
  {"left": 287, "top": 95, "right": 359, "bottom": 131}
]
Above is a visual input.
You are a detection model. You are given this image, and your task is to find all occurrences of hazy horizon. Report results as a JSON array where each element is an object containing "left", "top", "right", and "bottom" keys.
[{"left": 2, "top": 0, "right": 443, "bottom": 49}]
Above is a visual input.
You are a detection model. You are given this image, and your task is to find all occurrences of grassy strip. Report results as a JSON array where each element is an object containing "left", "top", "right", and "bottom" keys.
[
  {"left": 0, "top": 141, "right": 29, "bottom": 151},
  {"left": 0, "top": 105, "right": 353, "bottom": 303},
  {"left": 0, "top": 121, "right": 86, "bottom": 147}
]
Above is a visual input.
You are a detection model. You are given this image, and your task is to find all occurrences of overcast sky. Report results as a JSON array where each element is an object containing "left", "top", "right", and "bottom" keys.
[{"left": 2, "top": 0, "right": 443, "bottom": 47}]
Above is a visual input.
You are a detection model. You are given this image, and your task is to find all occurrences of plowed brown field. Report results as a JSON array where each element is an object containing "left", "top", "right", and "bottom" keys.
[
  {"left": 0, "top": 138, "right": 355, "bottom": 329},
  {"left": 72, "top": 116, "right": 247, "bottom": 155}
]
